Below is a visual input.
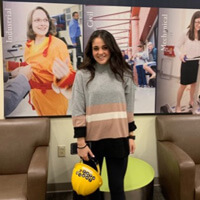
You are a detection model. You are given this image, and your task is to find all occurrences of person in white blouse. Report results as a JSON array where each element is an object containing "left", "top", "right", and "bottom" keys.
[{"left": 175, "top": 11, "right": 200, "bottom": 113}]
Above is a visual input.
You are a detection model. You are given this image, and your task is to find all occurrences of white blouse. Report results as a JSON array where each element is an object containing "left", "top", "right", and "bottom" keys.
[{"left": 176, "top": 30, "right": 200, "bottom": 59}]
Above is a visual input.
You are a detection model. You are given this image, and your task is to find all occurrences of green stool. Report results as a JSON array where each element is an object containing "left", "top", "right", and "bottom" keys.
[{"left": 100, "top": 156, "right": 155, "bottom": 200}]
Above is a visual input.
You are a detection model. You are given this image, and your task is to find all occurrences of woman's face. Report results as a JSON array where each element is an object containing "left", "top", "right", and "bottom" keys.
[
  {"left": 92, "top": 37, "right": 111, "bottom": 65},
  {"left": 32, "top": 9, "right": 49, "bottom": 37},
  {"left": 194, "top": 17, "right": 200, "bottom": 32}
]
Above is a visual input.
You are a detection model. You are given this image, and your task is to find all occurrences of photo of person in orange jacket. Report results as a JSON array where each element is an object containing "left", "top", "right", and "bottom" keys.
[{"left": 7, "top": 6, "right": 76, "bottom": 116}]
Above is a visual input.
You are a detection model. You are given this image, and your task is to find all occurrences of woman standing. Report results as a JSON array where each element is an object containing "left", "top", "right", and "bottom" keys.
[
  {"left": 72, "top": 30, "right": 137, "bottom": 200},
  {"left": 176, "top": 11, "right": 200, "bottom": 112},
  {"left": 134, "top": 44, "right": 148, "bottom": 87},
  {"left": 25, "top": 7, "right": 75, "bottom": 116}
]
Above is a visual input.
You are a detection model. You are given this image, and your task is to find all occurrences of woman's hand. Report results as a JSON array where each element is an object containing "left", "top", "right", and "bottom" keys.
[
  {"left": 180, "top": 54, "right": 186, "bottom": 62},
  {"left": 77, "top": 137, "right": 95, "bottom": 161},
  {"left": 52, "top": 58, "right": 70, "bottom": 80},
  {"left": 18, "top": 65, "right": 32, "bottom": 80},
  {"left": 11, "top": 65, "right": 32, "bottom": 80},
  {"left": 77, "top": 145, "right": 94, "bottom": 161},
  {"left": 129, "top": 139, "right": 136, "bottom": 154}
]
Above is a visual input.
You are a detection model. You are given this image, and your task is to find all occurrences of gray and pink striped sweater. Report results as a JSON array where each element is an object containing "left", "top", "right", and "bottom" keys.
[{"left": 71, "top": 63, "right": 136, "bottom": 141}]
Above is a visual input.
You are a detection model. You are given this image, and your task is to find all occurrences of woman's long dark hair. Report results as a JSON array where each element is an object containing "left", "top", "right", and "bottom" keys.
[
  {"left": 79, "top": 30, "right": 132, "bottom": 84},
  {"left": 187, "top": 11, "right": 200, "bottom": 40}
]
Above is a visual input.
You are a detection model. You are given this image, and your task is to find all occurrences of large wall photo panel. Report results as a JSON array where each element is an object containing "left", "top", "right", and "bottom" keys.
[{"left": 2, "top": 0, "right": 200, "bottom": 117}]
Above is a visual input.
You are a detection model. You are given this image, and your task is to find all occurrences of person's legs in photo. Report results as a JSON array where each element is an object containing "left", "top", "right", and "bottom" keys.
[
  {"left": 75, "top": 36, "right": 83, "bottom": 67},
  {"left": 176, "top": 84, "right": 187, "bottom": 112},
  {"left": 136, "top": 65, "right": 143, "bottom": 87},
  {"left": 143, "top": 63, "right": 156, "bottom": 80},
  {"left": 189, "top": 82, "right": 196, "bottom": 107},
  {"left": 141, "top": 66, "right": 147, "bottom": 86}
]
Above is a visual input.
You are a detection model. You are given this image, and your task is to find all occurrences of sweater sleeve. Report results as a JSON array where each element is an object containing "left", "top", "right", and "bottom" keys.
[
  {"left": 4, "top": 74, "right": 30, "bottom": 116},
  {"left": 52, "top": 38, "right": 75, "bottom": 88},
  {"left": 4, "top": 72, "right": 9, "bottom": 83},
  {"left": 141, "top": 51, "right": 148, "bottom": 61},
  {"left": 71, "top": 70, "right": 87, "bottom": 138},
  {"left": 69, "top": 20, "right": 77, "bottom": 44},
  {"left": 152, "top": 48, "right": 157, "bottom": 61},
  {"left": 124, "top": 74, "right": 137, "bottom": 132}
]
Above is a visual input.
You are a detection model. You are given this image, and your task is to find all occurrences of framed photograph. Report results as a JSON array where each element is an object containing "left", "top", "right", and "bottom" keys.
[
  {"left": 83, "top": 5, "right": 158, "bottom": 114},
  {"left": 156, "top": 8, "right": 200, "bottom": 114},
  {"left": 2, "top": 1, "right": 159, "bottom": 117},
  {"left": 3, "top": 1, "right": 83, "bottom": 117},
  {"left": 2, "top": 0, "right": 199, "bottom": 117}
]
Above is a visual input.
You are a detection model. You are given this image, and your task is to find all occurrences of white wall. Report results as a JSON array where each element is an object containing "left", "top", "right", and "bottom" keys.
[{"left": 47, "top": 116, "right": 158, "bottom": 183}]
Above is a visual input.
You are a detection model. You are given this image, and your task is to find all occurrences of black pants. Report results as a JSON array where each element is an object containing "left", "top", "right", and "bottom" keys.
[
  {"left": 75, "top": 36, "right": 83, "bottom": 67},
  {"left": 73, "top": 156, "right": 128, "bottom": 200},
  {"left": 75, "top": 37, "right": 83, "bottom": 57},
  {"left": 136, "top": 64, "right": 147, "bottom": 86}
]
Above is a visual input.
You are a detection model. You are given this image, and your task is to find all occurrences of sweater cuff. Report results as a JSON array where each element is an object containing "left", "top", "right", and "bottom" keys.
[
  {"left": 129, "top": 121, "right": 137, "bottom": 132},
  {"left": 4, "top": 72, "right": 9, "bottom": 82},
  {"left": 55, "top": 70, "right": 76, "bottom": 88},
  {"left": 7, "top": 61, "right": 28, "bottom": 71},
  {"left": 74, "top": 127, "right": 86, "bottom": 138}
]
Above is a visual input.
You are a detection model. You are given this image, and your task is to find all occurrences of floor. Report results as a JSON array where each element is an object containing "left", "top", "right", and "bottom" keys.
[
  {"left": 134, "top": 86, "right": 155, "bottom": 114},
  {"left": 46, "top": 186, "right": 166, "bottom": 200},
  {"left": 153, "top": 186, "right": 166, "bottom": 200}
]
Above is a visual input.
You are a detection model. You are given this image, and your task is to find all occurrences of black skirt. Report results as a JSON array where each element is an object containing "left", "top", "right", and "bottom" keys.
[{"left": 180, "top": 60, "right": 199, "bottom": 85}]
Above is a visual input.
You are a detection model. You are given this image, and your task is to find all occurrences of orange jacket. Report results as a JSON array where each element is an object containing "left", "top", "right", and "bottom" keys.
[
  {"left": 25, "top": 35, "right": 75, "bottom": 115},
  {"left": 25, "top": 35, "right": 75, "bottom": 90}
]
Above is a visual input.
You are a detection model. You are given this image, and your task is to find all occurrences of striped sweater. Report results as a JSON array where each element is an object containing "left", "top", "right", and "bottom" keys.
[{"left": 71, "top": 63, "right": 136, "bottom": 141}]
